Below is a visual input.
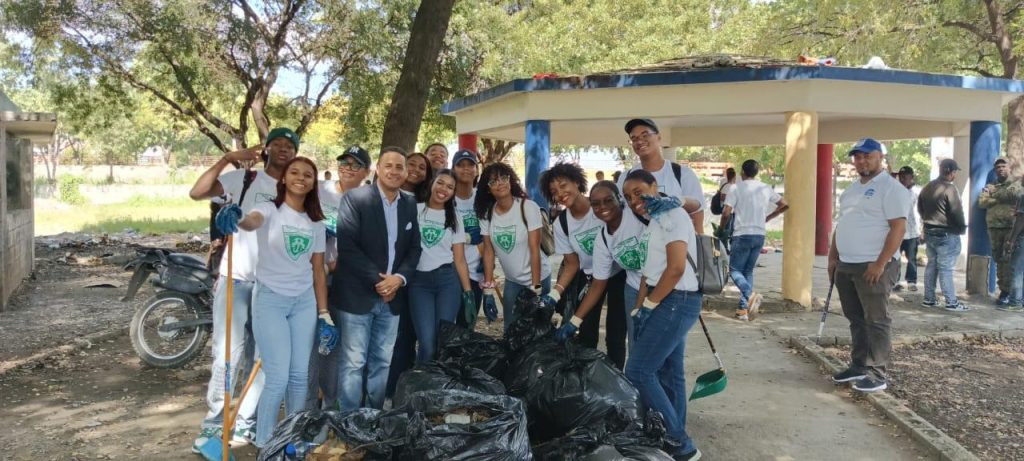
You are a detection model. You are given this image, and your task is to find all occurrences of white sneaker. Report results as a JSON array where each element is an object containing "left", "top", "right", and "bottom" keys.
[{"left": 748, "top": 292, "right": 763, "bottom": 315}]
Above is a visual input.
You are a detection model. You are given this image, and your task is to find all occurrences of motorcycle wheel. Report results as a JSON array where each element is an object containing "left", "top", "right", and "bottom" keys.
[{"left": 130, "top": 292, "right": 210, "bottom": 368}]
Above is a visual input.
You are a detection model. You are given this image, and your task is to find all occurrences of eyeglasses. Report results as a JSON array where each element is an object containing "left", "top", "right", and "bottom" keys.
[
  {"left": 629, "top": 131, "right": 657, "bottom": 145},
  {"left": 487, "top": 175, "right": 511, "bottom": 187},
  {"left": 338, "top": 159, "right": 365, "bottom": 171},
  {"left": 589, "top": 197, "right": 619, "bottom": 209}
]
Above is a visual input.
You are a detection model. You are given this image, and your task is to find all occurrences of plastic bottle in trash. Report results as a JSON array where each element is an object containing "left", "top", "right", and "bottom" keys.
[{"left": 284, "top": 442, "right": 308, "bottom": 460}]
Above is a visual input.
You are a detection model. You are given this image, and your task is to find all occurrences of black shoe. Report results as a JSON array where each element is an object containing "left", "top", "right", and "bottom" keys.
[
  {"left": 852, "top": 376, "right": 887, "bottom": 393},
  {"left": 831, "top": 368, "right": 866, "bottom": 383},
  {"left": 673, "top": 449, "right": 702, "bottom": 461},
  {"left": 997, "top": 293, "right": 1010, "bottom": 306}
]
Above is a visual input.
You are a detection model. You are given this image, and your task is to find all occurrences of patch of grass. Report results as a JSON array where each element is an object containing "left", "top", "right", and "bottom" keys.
[
  {"left": 765, "top": 230, "right": 783, "bottom": 241},
  {"left": 36, "top": 194, "right": 209, "bottom": 236}
]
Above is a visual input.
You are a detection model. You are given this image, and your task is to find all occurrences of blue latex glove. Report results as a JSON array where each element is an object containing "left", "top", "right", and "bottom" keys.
[
  {"left": 554, "top": 322, "right": 578, "bottom": 342},
  {"left": 630, "top": 306, "right": 653, "bottom": 342},
  {"left": 317, "top": 313, "right": 338, "bottom": 356},
  {"left": 215, "top": 204, "right": 243, "bottom": 234},
  {"left": 325, "top": 225, "right": 337, "bottom": 239},
  {"left": 540, "top": 291, "right": 560, "bottom": 309},
  {"left": 641, "top": 194, "right": 682, "bottom": 219},
  {"left": 482, "top": 289, "right": 499, "bottom": 322}
]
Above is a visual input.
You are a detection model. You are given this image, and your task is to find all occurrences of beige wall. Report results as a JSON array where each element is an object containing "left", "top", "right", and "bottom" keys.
[{"left": 1, "top": 131, "right": 35, "bottom": 310}]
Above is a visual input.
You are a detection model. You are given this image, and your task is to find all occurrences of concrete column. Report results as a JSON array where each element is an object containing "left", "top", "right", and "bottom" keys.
[
  {"left": 458, "top": 134, "right": 479, "bottom": 154},
  {"left": 783, "top": 111, "right": 818, "bottom": 307},
  {"left": 815, "top": 144, "right": 833, "bottom": 256},
  {"left": 525, "top": 120, "right": 551, "bottom": 208},
  {"left": 969, "top": 121, "right": 1001, "bottom": 293}
]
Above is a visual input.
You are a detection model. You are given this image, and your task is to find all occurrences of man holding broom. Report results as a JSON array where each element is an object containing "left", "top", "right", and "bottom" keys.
[
  {"left": 828, "top": 138, "right": 910, "bottom": 393},
  {"left": 188, "top": 128, "right": 300, "bottom": 450}
]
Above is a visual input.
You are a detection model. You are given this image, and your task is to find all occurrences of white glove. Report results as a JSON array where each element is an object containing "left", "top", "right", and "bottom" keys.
[{"left": 318, "top": 311, "right": 334, "bottom": 326}]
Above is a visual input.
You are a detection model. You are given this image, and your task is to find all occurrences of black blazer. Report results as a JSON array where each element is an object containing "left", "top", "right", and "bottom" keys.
[{"left": 330, "top": 184, "right": 421, "bottom": 314}]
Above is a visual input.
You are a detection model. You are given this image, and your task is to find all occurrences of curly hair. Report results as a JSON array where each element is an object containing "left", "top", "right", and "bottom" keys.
[
  {"left": 272, "top": 157, "right": 325, "bottom": 221},
  {"left": 474, "top": 162, "right": 526, "bottom": 221},
  {"left": 538, "top": 162, "right": 588, "bottom": 207}
]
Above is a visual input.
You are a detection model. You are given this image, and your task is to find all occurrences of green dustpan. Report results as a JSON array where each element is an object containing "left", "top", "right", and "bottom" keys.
[{"left": 690, "top": 315, "right": 727, "bottom": 401}]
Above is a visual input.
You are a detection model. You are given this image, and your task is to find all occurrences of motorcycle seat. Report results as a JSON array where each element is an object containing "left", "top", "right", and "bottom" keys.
[{"left": 168, "top": 253, "right": 207, "bottom": 271}]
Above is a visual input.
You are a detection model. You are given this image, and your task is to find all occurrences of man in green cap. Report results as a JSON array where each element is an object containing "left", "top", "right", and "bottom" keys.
[
  {"left": 187, "top": 127, "right": 299, "bottom": 450},
  {"left": 978, "top": 157, "right": 1022, "bottom": 306}
]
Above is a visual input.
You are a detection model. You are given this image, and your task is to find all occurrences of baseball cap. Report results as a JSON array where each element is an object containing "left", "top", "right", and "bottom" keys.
[
  {"left": 266, "top": 127, "right": 300, "bottom": 150},
  {"left": 848, "top": 138, "right": 883, "bottom": 156},
  {"left": 625, "top": 118, "right": 659, "bottom": 134},
  {"left": 451, "top": 149, "right": 479, "bottom": 167},
  {"left": 897, "top": 166, "right": 914, "bottom": 176},
  {"left": 940, "top": 158, "right": 961, "bottom": 172},
  {"left": 336, "top": 145, "right": 370, "bottom": 168}
]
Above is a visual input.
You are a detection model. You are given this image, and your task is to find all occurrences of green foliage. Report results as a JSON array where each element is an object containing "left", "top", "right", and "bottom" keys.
[
  {"left": 35, "top": 194, "right": 208, "bottom": 236},
  {"left": 57, "top": 174, "right": 84, "bottom": 205}
]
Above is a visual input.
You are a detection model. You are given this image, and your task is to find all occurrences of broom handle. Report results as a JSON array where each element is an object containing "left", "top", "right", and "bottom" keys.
[
  {"left": 222, "top": 234, "right": 233, "bottom": 459},
  {"left": 698, "top": 314, "right": 724, "bottom": 370},
  {"left": 226, "top": 359, "right": 262, "bottom": 431},
  {"left": 815, "top": 281, "right": 835, "bottom": 340}
]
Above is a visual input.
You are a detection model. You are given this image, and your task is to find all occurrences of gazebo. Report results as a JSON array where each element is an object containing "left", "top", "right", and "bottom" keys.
[{"left": 442, "top": 55, "right": 1024, "bottom": 306}]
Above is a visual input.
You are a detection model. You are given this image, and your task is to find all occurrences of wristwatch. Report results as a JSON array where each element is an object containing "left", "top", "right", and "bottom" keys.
[{"left": 642, "top": 297, "right": 659, "bottom": 309}]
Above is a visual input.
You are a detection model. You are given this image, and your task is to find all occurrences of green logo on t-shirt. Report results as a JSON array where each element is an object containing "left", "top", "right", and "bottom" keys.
[
  {"left": 574, "top": 226, "right": 602, "bottom": 256},
  {"left": 323, "top": 209, "right": 338, "bottom": 231},
  {"left": 282, "top": 225, "right": 313, "bottom": 261},
  {"left": 461, "top": 210, "right": 479, "bottom": 229},
  {"left": 493, "top": 224, "right": 517, "bottom": 253},
  {"left": 255, "top": 192, "right": 276, "bottom": 203},
  {"left": 420, "top": 219, "right": 446, "bottom": 248},
  {"left": 614, "top": 235, "right": 649, "bottom": 271}
]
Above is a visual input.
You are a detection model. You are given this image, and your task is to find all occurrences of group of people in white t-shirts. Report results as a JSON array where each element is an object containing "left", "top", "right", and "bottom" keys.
[{"left": 185, "top": 119, "right": 794, "bottom": 461}]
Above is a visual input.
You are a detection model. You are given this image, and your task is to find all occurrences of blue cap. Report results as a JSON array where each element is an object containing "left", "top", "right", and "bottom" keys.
[
  {"left": 849, "top": 138, "right": 884, "bottom": 156},
  {"left": 451, "top": 149, "right": 479, "bottom": 167}
]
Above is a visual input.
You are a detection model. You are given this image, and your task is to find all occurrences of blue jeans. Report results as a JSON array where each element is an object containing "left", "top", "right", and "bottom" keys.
[
  {"left": 336, "top": 300, "right": 400, "bottom": 411},
  {"left": 923, "top": 231, "right": 960, "bottom": 305},
  {"left": 624, "top": 289, "right": 702, "bottom": 455},
  {"left": 624, "top": 283, "right": 639, "bottom": 353},
  {"left": 502, "top": 278, "right": 551, "bottom": 332},
  {"left": 899, "top": 238, "right": 919, "bottom": 284},
  {"left": 252, "top": 284, "right": 316, "bottom": 447},
  {"left": 409, "top": 264, "right": 462, "bottom": 363},
  {"left": 728, "top": 234, "right": 765, "bottom": 309},
  {"left": 202, "top": 278, "right": 261, "bottom": 431},
  {"left": 1010, "top": 236, "right": 1024, "bottom": 304}
]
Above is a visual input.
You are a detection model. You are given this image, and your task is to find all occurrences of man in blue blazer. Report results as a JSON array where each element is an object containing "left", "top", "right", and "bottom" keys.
[{"left": 331, "top": 146, "right": 421, "bottom": 411}]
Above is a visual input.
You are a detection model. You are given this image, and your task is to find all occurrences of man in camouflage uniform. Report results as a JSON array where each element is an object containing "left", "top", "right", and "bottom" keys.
[{"left": 978, "top": 158, "right": 1021, "bottom": 305}]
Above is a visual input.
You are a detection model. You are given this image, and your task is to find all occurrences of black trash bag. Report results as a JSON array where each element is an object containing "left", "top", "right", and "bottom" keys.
[
  {"left": 394, "top": 361, "right": 507, "bottom": 407},
  {"left": 505, "top": 340, "right": 641, "bottom": 442},
  {"left": 437, "top": 322, "right": 510, "bottom": 379},
  {"left": 505, "top": 289, "right": 555, "bottom": 352},
  {"left": 399, "top": 390, "right": 532, "bottom": 461},
  {"left": 532, "top": 413, "right": 673, "bottom": 461},
  {"left": 256, "top": 408, "right": 408, "bottom": 461}
]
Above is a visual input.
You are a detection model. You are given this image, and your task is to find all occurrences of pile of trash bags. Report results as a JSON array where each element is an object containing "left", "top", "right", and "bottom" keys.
[{"left": 260, "top": 289, "right": 672, "bottom": 460}]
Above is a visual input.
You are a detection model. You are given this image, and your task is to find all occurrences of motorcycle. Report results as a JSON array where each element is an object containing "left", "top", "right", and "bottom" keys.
[{"left": 122, "top": 247, "right": 214, "bottom": 368}]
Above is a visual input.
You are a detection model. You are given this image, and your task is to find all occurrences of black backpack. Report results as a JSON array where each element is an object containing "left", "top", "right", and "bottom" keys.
[{"left": 710, "top": 184, "right": 727, "bottom": 215}]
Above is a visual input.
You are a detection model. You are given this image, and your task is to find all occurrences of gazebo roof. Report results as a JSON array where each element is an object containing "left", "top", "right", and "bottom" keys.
[{"left": 443, "top": 55, "right": 1024, "bottom": 147}]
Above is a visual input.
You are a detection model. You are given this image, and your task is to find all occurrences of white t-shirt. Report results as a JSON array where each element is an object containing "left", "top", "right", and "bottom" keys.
[
  {"left": 836, "top": 173, "right": 912, "bottom": 264},
  {"left": 252, "top": 202, "right": 326, "bottom": 296},
  {"left": 618, "top": 161, "right": 705, "bottom": 211},
  {"left": 554, "top": 208, "right": 605, "bottom": 275},
  {"left": 904, "top": 185, "right": 921, "bottom": 239},
  {"left": 592, "top": 210, "right": 647, "bottom": 290},
  {"left": 641, "top": 208, "right": 699, "bottom": 292},
  {"left": 480, "top": 198, "right": 552, "bottom": 286},
  {"left": 724, "top": 178, "right": 782, "bottom": 237},
  {"left": 217, "top": 169, "right": 279, "bottom": 281},
  {"left": 318, "top": 180, "right": 345, "bottom": 264},
  {"left": 416, "top": 203, "right": 466, "bottom": 272},
  {"left": 455, "top": 193, "right": 483, "bottom": 282}
]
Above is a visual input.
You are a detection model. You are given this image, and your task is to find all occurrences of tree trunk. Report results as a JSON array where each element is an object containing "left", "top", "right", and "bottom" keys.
[
  {"left": 481, "top": 138, "right": 516, "bottom": 165},
  {"left": 1008, "top": 95, "right": 1024, "bottom": 177},
  {"left": 379, "top": 0, "right": 456, "bottom": 151}
]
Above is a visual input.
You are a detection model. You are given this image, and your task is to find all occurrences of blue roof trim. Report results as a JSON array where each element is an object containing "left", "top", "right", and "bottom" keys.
[{"left": 442, "top": 66, "right": 1024, "bottom": 114}]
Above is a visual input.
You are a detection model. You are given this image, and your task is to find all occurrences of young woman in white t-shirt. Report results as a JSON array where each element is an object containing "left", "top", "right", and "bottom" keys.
[
  {"left": 475, "top": 162, "right": 552, "bottom": 332},
  {"left": 409, "top": 170, "right": 473, "bottom": 362},
  {"left": 400, "top": 151, "right": 432, "bottom": 203},
  {"left": 215, "top": 157, "right": 333, "bottom": 448},
  {"left": 619, "top": 169, "right": 702, "bottom": 461},
  {"left": 541, "top": 164, "right": 627, "bottom": 369}
]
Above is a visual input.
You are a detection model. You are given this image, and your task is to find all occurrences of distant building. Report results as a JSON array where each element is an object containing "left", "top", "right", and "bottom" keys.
[{"left": 1, "top": 91, "right": 57, "bottom": 310}]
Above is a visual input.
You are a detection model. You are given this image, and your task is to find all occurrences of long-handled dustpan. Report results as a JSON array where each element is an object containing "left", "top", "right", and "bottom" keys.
[
  {"left": 815, "top": 281, "right": 836, "bottom": 345},
  {"left": 689, "top": 315, "right": 727, "bottom": 401}
]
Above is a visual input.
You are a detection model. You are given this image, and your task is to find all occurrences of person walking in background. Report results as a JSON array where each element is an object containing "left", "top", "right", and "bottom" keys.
[
  {"left": 720, "top": 160, "right": 788, "bottom": 321},
  {"left": 214, "top": 157, "right": 331, "bottom": 448},
  {"left": 893, "top": 166, "right": 922, "bottom": 292},
  {"left": 978, "top": 158, "right": 1021, "bottom": 306},
  {"left": 919, "top": 158, "right": 969, "bottom": 312},
  {"left": 595, "top": 170, "right": 606, "bottom": 181},
  {"left": 409, "top": 169, "right": 473, "bottom": 363},
  {"left": 332, "top": 146, "right": 421, "bottom": 411},
  {"left": 324, "top": 171, "right": 332, "bottom": 181},
  {"left": 829, "top": 138, "right": 910, "bottom": 394},
  {"left": 475, "top": 163, "right": 552, "bottom": 331},
  {"left": 424, "top": 143, "right": 449, "bottom": 172},
  {"left": 1000, "top": 185, "right": 1024, "bottom": 313}
]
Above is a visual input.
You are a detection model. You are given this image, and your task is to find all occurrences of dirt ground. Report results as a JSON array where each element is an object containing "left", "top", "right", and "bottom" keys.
[{"left": 825, "top": 338, "right": 1024, "bottom": 461}]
